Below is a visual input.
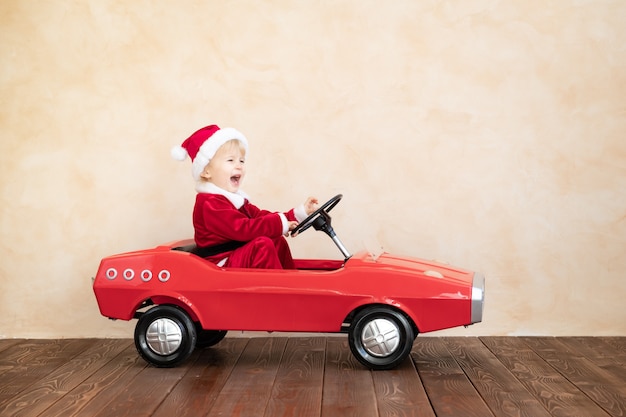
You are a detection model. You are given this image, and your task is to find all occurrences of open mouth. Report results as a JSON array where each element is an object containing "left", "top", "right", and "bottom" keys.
[{"left": 230, "top": 175, "right": 241, "bottom": 187}]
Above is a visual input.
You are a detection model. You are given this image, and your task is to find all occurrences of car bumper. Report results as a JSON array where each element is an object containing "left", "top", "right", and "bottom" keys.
[{"left": 470, "top": 272, "right": 485, "bottom": 324}]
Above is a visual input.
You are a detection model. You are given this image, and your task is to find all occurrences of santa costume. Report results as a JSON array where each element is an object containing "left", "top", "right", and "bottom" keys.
[{"left": 172, "top": 125, "right": 307, "bottom": 269}]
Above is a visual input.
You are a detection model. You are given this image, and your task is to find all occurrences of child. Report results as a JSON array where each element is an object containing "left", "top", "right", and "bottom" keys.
[{"left": 171, "top": 124, "right": 318, "bottom": 269}]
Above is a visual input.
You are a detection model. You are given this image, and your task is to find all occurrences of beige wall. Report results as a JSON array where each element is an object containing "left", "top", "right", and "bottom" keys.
[{"left": 1, "top": 1, "right": 625, "bottom": 338}]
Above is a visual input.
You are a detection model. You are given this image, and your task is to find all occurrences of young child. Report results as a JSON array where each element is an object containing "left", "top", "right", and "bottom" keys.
[{"left": 171, "top": 124, "right": 318, "bottom": 269}]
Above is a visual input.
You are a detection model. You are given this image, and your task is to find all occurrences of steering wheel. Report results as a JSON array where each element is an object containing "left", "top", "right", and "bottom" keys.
[{"left": 291, "top": 194, "right": 343, "bottom": 237}]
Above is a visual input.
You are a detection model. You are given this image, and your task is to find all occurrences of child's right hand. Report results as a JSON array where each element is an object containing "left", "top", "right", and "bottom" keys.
[{"left": 287, "top": 220, "right": 299, "bottom": 233}]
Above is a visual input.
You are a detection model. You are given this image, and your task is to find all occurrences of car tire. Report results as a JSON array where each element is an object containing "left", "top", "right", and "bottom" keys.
[
  {"left": 348, "top": 306, "right": 415, "bottom": 370},
  {"left": 195, "top": 325, "right": 228, "bottom": 349},
  {"left": 134, "top": 305, "right": 197, "bottom": 367}
]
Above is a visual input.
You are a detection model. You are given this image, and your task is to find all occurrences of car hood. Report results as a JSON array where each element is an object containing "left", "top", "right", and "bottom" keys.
[{"left": 353, "top": 251, "right": 474, "bottom": 284}]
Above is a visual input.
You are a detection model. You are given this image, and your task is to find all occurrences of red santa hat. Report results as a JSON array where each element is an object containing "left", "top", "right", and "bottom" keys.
[{"left": 171, "top": 124, "right": 249, "bottom": 181}]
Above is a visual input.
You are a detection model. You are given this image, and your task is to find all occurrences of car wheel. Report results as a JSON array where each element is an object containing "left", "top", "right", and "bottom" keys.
[
  {"left": 195, "top": 325, "right": 228, "bottom": 348},
  {"left": 348, "top": 306, "right": 415, "bottom": 370},
  {"left": 134, "top": 305, "right": 197, "bottom": 367}
]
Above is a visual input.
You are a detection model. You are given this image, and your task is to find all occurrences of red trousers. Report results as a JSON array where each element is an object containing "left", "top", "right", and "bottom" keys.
[{"left": 223, "top": 236, "right": 295, "bottom": 269}]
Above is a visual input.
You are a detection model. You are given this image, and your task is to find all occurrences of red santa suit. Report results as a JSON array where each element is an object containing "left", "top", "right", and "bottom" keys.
[{"left": 193, "top": 182, "right": 307, "bottom": 269}]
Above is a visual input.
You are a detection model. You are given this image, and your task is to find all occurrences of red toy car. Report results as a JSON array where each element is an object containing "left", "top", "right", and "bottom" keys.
[{"left": 93, "top": 195, "right": 485, "bottom": 370}]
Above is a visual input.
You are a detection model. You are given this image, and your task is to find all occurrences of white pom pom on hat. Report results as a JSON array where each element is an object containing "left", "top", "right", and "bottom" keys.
[
  {"left": 170, "top": 145, "right": 189, "bottom": 161},
  {"left": 172, "top": 124, "right": 248, "bottom": 181}
]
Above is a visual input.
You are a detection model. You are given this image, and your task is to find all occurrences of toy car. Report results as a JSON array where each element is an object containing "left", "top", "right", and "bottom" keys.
[{"left": 93, "top": 194, "right": 485, "bottom": 370}]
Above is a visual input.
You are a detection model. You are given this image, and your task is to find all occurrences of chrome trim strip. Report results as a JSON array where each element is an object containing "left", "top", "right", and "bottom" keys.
[{"left": 471, "top": 272, "right": 485, "bottom": 324}]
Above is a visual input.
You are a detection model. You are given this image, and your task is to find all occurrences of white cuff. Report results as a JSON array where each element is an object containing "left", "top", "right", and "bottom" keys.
[
  {"left": 278, "top": 213, "right": 289, "bottom": 235},
  {"left": 294, "top": 204, "right": 308, "bottom": 223}
]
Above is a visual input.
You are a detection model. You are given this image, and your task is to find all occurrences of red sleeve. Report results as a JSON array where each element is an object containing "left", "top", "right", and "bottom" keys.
[
  {"left": 245, "top": 201, "right": 298, "bottom": 221},
  {"left": 193, "top": 195, "right": 284, "bottom": 246},
  {"left": 284, "top": 208, "right": 297, "bottom": 221}
]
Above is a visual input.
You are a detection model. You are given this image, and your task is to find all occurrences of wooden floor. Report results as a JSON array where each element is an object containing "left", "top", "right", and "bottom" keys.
[{"left": 0, "top": 337, "right": 624, "bottom": 417}]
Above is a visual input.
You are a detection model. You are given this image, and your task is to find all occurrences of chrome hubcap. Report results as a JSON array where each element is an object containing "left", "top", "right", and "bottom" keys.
[
  {"left": 361, "top": 318, "right": 400, "bottom": 357},
  {"left": 146, "top": 318, "right": 183, "bottom": 355}
]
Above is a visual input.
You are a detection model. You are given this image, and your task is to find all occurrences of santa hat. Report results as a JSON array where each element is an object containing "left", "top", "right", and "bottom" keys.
[{"left": 171, "top": 124, "right": 248, "bottom": 181}]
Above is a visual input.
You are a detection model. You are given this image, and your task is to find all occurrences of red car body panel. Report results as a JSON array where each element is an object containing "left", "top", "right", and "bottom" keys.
[{"left": 93, "top": 239, "right": 480, "bottom": 334}]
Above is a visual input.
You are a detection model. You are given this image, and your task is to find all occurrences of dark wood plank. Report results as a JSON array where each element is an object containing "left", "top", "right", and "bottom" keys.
[
  {"left": 35, "top": 341, "right": 140, "bottom": 417},
  {"left": 88, "top": 347, "right": 199, "bottom": 417},
  {"left": 444, "top": 337, "right": 553, "bottom": 417},
  {"left": 321, "top": 337, "right": 378, "bottom": 417},
  {"left": 0, "top": 339, "right": 96, "bottom": 404},
  {"left": 372, "top": 354, "right": 436, "bottom": 417},
  {"left": 0, "top": 339, "right": 129, "bottom": 417},
  {"left": 560, "top": 337, "right": 626, "bottom": 379},
  {"left": 412, "top": 337, "right": 495, "bottom": 417},
  {"left": 0, "top": 339, "right": 22, "bottom": 357},
  {"left": 598, "top": 337, "right": 626, "bottom": 379},
  {"left": 208, "top": 337, "right": 288, "bottom": 416},
  {"left": 523, "top": 337, "right": 626, "bottom": 417},
  {"left": 0, "top": 336, "right": 623, "bottom": 417},
  {"left": 264, "top": 337, "right": 326, "bottom": 417},
  {"left": 151, "top": 337, "right": 248, "bottom": 417},
  {"left": 561, "top": 338, "right": 626, "bottom": 361},
  {"left": 67, "top": 347, "right": 153, "bottom": 417},
  {"left": 0, "top": 339, "right": 27, "bottom": 377},
  {"left": 481, "top": 337, "right": 611, "bottom": 417},
  {"left": 601, "top": 337, "right": 626, "bottom": 353},
  {"left": 0, "top": 339, "right": 88, "bottom": 386}
]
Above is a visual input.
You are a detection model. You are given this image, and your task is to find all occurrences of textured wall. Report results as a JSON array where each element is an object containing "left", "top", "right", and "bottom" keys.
[{"left": 1, "top": 1, "right": 625, "bottom": 337}]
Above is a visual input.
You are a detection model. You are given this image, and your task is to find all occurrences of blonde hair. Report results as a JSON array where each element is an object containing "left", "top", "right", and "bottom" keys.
[{"left": 218, "top": 139, "right": 247, "bottom": 155}]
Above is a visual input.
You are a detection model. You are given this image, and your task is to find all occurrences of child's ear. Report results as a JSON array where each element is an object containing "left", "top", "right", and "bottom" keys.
[{"left": 200, "top": 167, "right": 211, "bottom": 180}]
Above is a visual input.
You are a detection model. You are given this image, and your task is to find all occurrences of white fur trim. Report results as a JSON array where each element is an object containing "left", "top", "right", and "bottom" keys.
[
  {"left": 191, "top": 127, "right": 248, "bottom": 181},
  {"left": 171, "top": 145, "right": 188, "bottom": 161},
  {"left": 192, "top": 154, "right": 210, "bottom": 182},
  {"left": 294, "top": 204, "right": 308, "bottom": 223},
  {"left": 278, "top": 213, "right": 289, "bottom": 235},
  {"left": 195, "top": 181, "right": 247, "bottom": 209}
]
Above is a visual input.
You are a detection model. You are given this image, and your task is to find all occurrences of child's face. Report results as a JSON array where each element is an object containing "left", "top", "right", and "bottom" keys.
[{"left": 201, "top": 140, "right": 246, "bottom": 193}]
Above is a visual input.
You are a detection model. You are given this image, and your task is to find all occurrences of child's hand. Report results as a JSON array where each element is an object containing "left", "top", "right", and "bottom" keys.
[
  {"left": 304, "top": 197, "right": 319, "bottom": 215},
  {"left": 285, "top": 220, "right": 299, "bottom": 236}
]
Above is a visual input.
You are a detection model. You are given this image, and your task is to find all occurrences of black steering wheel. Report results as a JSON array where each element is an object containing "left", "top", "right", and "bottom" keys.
[{"left": 291, "top": 194, "right": 343, "bottom": 237}]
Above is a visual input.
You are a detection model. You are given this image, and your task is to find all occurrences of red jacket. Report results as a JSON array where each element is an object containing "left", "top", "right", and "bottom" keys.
[{"left": 193, "top": 192, "right": 298, "bottom": 250}]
